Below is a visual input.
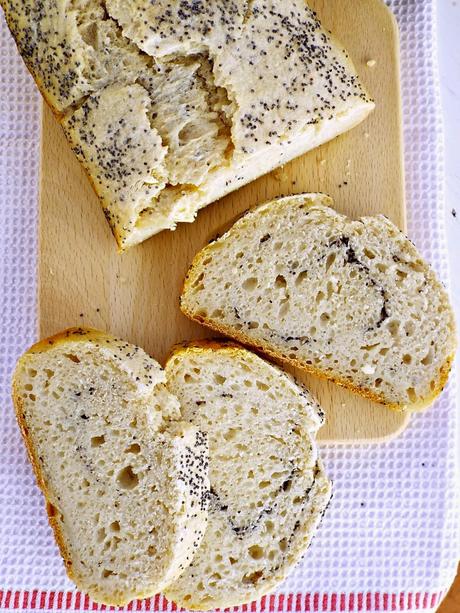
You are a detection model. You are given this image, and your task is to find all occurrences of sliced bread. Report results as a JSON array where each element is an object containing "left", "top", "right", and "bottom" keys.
[
  {"left": 2, "top": 0, "right": 373, "bottom": 249},
  {"left": 163, "top": 341, "right": 332, "bottom": 610},
  {"left": 12, "top": 328, "right": 209, "bottom": 605},
  {"left": 180, "top": 194, "right": 457, "bottom": 411}
]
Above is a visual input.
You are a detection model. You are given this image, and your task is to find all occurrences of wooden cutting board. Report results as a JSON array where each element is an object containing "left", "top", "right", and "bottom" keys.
[{"left": 39, "top": 0, "right": 409, "bottom": 443}]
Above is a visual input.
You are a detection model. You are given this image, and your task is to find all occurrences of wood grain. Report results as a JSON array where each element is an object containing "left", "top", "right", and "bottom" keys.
[
  {"left": 438, "top": 567, "right": 460, "bottom": 613},
  {"left": 39, "top": 0, "right": 409, "bottom": 442}
]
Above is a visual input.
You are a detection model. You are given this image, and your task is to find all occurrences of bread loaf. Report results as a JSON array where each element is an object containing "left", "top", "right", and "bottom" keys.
[
  {"left": 180, "top": 194, "right": 456, "bottom": 411},
  {"left": 12, "top": 328, "right": 209, "bottom": 605},
  {"left": 2, "top": 0, "right": 374, "bottom": 249},
  {"left": 164, "top": 341, "right": 332, "bottom": 610}
]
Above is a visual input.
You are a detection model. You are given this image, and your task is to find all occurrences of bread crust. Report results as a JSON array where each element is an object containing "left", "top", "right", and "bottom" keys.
[{"left": 180, "top": 196, "right": 456, "bottom": 413}]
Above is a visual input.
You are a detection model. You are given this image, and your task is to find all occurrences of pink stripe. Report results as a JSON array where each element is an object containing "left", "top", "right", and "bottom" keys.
[
  {"left": 22, "top": 591, "right": 30, "bottom": 609},
  {"left": 0, "top": 589, "right": 451, "bottom": 611},
  {"left": 295, "top": 594, "right": 302, "bottom": 612}
]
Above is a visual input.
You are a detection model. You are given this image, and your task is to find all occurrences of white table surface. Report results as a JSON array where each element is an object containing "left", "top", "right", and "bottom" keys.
[{"left": 438, "top": 0, "right": 460, "bottom": 459}]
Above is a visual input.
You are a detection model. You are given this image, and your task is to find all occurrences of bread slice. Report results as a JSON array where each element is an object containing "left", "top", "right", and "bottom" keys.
[
  {"left": 163, "top": 341, "right": 332, "bottom": 610},
  {"left": 12, "top": 328, "right": 209, "bottom": 606},
  {"left": 181, "top": 194, "right": 457, "bottom": 412},
  {"left": 2, "top": 0, "right": 373, "bottom": 249}
]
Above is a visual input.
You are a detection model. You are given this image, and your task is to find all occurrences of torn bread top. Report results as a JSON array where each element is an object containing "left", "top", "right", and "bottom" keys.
[
  {"left": 106, "top": 0, "right": 371, "bottom": 155},
  {"left": 2, "top": 0, "right": 373, "bottom": 248}
]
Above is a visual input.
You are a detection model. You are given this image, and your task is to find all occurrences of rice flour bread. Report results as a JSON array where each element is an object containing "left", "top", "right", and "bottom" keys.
[
  {"left": 164, "top": 341, "right": 332, "bottom": 610},
  {"left": 180, "top": 194, "right": 457, "bottom": 412},
  {"left": 12, "top": 328, "right": 209, "bottom": 605},
  {"left": 1, "top": 0, "right": 374, "bottom": 249}
]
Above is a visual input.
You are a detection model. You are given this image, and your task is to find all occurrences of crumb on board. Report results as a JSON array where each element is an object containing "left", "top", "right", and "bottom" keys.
[{"left": 366, "top": 59, "right": 377, "bottom": 68}]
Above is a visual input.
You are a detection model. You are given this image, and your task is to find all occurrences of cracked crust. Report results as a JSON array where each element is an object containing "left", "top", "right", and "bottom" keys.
[
  {"left": 180, "top": 194, "right": 457, "bottom": 412},
  {"left": 2, "top": 0, "right": 373, "bottom": 249}
]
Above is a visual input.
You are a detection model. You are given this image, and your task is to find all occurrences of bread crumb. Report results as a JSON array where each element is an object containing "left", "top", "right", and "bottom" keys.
[
  {"left": 319, "top": 159, "right": 326, "bottom": 166},
  {"left": 364, "top": 132, "right": 370, "bottom": 139},
  {"left": 366, "top": 59, "right": 377, "bottom": 68}
]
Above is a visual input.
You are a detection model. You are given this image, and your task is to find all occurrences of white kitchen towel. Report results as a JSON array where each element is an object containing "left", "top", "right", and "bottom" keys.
[{"left": 0, "top": 1, "right": 458, "bottom": 612}]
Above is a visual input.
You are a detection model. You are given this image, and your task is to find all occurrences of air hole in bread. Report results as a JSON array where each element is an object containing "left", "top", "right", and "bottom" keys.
[
  {"left": 259, "top": 480, "right": 270, "bottom": 489},
  {"left": 124, "top": 443, "right": 141, "bottom": 454},
  {"left": 102, "top": 569, "right": 114, "bottom": 578},
  {"left": 242, "top": 277, "right": 258, "bottom": 291},
  {"left": 184, "top": 374, "right": 193, "bottom": 383},
  {"left": 279, "top": 538, "right": 288, "bottom": 552},
  {"left": 116, "top": 466, "right": 139, "bottom": 490},
  {"left": 248, "top": 545, "right": 264, "bottom": 560},
  {"left": 275, "top": 275, "right": 287, "bottom": 289},
  {"left": 421, "top": 351, "right": 433, "bottom": 366},
  {"left": 214, "top": 374, "right": 226, "bottom": 385},
  {"left": 256, "top": 381, "right": 269, "bottom": 391},
  {"left": 387, "top": 321, "right": 400, "bottom": 337},
  {"left": 211, "top": 309, "right": 224, "bottom": 319},
  {"left": 44, "top": 369, "right": 54, "bottom": 379},
  {"left": 402, "top": 354, "right": 412, "bottom": 365},
  {"left": 97, "top": 527, "right": 106, "bottom": 543},
  {"left": 376, "top": 263, "right": 388, "bottom": 273},
  {"left": 147, "top": 545, "right": 156, "bottom": 557},
  {"left": 364, "top": 248, "right": 376, "bottom": 260},
  {"left": 223, "top": 428, "right": 238, "bottom": 441},
  {"left": 242, "top": 570, "right": 263, "bottom": 585},
  {"left": 405, "top": 321, "right": 415, "bottom": 337},
  {"left": 28, "top": 368, "right": 37, "bottom": 378},
  {"left": 244, "top": 380, "right": 252, "bottom": 387},
  {"left": 374, "top": 378, "right": 383, "bottom": 388},
  {"left": 325, "top": 252, "right": 336, "bottom": 271},
  {"left": 25, "top": 383, "right": 33, "bottom": 391},
  {"left": 90, "top": 435, "right": 105, "bottom": 447},
  {"left": 320, "top": 312, "right": 330, "bottom": 325},
  {"left": 295, "top": 271, "right": 308, "bottom": 286},
  {"left": 407, "top": 387, "right": 418, "bottom": 402},
  {"left": 64, "top": 353, "right": 81, "bottom": 363},
  {"left": 315, "top": 291, "right": 325, "bottom": 303}
]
